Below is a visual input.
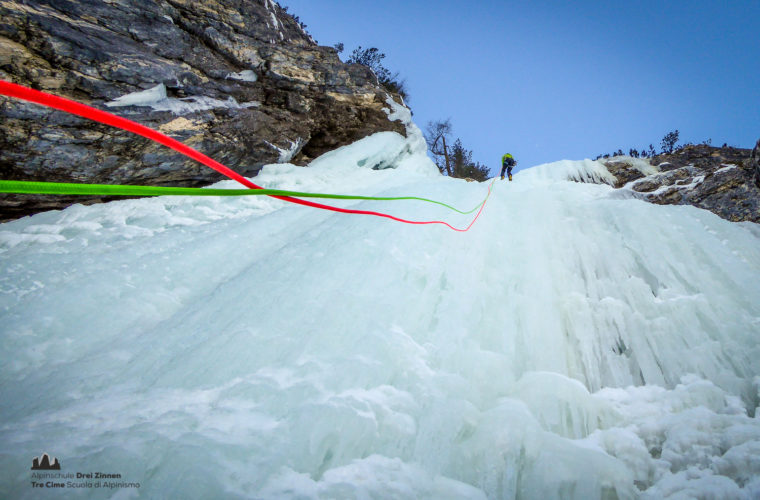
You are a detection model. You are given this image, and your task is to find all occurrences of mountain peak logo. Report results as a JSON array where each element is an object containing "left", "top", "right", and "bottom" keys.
[{"left": 31, "top": 453, "right": 60, "bottom": 470}]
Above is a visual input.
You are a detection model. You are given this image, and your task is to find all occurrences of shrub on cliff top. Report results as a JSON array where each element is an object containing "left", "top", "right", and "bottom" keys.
[{"left": 346, "top": 46, "right": 409, "bottom": 102}]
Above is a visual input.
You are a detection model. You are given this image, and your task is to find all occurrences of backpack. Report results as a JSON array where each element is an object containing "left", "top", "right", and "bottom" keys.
[{"left": 502, "top": 154, "right": 516, "bottom": 167}]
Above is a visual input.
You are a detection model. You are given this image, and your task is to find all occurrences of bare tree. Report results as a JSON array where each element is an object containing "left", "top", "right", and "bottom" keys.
[{"left": 424, "top": 119, "right": 453, "bottom": 176}]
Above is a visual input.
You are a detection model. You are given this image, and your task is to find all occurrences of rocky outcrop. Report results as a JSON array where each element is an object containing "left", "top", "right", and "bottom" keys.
[
  {"left": 0, "top": 0, "right": 407, "bottom": 221},
  {"left": 599, "top": 144, "right": 760, "bottom": 223},
  {"left": 752, "top": 139, "right": 760, "bottom": 188}
]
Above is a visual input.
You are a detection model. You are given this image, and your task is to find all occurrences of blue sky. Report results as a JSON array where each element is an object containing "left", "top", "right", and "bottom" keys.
[{"left": 283, "top": 0, "right": 760, "bottom": 174}]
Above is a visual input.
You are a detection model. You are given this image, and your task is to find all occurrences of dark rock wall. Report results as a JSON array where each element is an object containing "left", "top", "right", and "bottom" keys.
[
  {"left": 601, "top": 144, "right": 760, "bottom": 223},
  {"left": 0, "top": 0, "right": 406, "bottom": 220},
  {"left": 752, "top": 139, "right": 760, "bottom": 189}
]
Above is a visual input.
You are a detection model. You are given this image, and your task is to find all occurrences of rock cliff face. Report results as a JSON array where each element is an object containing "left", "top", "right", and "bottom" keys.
[
  {"left": 752, "top": 139, "right": 760, "bottom": 189},
  {"left": 598, "top": 144, "right": 760, "bottom": 223},
  {"left": 0, "top": 0, "right": 406, "bottom": 220}
]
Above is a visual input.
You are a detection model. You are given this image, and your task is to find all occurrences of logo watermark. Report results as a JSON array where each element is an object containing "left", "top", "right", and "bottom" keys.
[
  {"left": 29, "top": 453, "right": 141, "bottom": 490},
  {"left": 31, "top": 452, "right": 60, "bottom": 470}
]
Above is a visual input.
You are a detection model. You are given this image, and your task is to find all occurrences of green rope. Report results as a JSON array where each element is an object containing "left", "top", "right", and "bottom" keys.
[{"left": 0, "top": 179, "right": 492, "bottom": 215}]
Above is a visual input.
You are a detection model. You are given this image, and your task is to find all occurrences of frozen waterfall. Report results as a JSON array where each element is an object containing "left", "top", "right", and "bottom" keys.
[{"left": 1, "top": 118, "right": 759, "bottom": 498}]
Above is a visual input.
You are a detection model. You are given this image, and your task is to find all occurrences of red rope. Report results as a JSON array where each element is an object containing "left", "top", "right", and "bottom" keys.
[{"left": 0, "top": 80, "right": 491, "bottom": 231}]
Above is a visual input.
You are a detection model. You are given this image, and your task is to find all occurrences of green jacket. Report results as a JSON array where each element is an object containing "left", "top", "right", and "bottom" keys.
[{"left": 502, "top": 153, "right": 516, "bottom": 167}]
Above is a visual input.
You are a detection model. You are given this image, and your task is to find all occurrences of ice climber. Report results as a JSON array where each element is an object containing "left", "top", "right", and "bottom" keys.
[{"left": 501, "top": 153, "right": 516, "bottom": 181}]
